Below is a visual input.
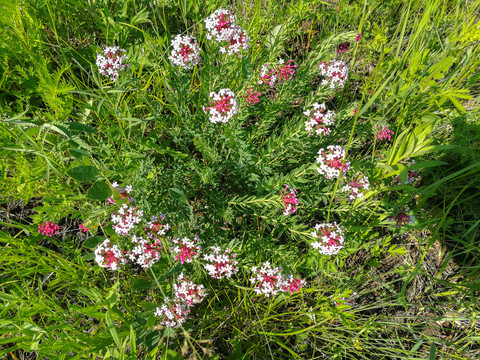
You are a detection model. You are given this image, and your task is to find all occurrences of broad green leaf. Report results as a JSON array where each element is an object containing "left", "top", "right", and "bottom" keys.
[
  {"left": 87, "top": 180, "right": 112, "bottom": 200},
  {"left": 67, "top": 166, "right": 99, "bottom": 182},
  {"left": 82, "top": 236, "right": 105, "bottom": 249}
]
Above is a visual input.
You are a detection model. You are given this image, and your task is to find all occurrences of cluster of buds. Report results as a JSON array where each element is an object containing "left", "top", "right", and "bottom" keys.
[
  {"left": 242, "top": 87, "right": 261, "bottom": 107},
  {"left": 111, "top": 204, "right": 143, "bottom": 236},
  {"left": 250, "top": 262, "right": 305, "bottom": 297},
  {"left": 319, "top": 60, "right": 349, "bottom": 89},
  {"left": 281, "top": 184, "right": 298, "bottom": 216},
  {"left": 145, "top": 214, "right": 170, "bottom": 239},
  {"left": 79, "top": 223, "right": 89, "bottom": 233},
  {"left": 96, "top": 46, "right": 129, "bottom": 82},
  {"left": 173, "top": 273, "right": 208, "bottom": 306},
  {"left": 304, "top": 103, "right": 336, "bottom": 136},
  {"left": 311, "top": 223, "right": 345, "bottom": 255},
  {"left": 155, "top": 298, "right": 191, "bottom": 328},
  {"left": 94, "top": 238, "right": 126, "bottom": 271},
  {"left": 172, "top": 236, "right": 201, "bottom": 264},
  {"left": 258, "top": 59, "right": 297, "bottom": 87},
  {"left": 109, "top": 182, "right": 134, "bottom": 204},
  {"left": 38, "top": 221, "right": 60, "bottom": 237},
  {"left": 355, "top": 33, "right": 362, "bottom": 42},
  {"left": 128, "top": 236, "right": 162, "bottom": 269},
  {"left": 333, "top": 292, "right": 357, "bottom": 306},
  {"left": 203, "top": 246, "right": 239, "bottom": 279},
  {"left": 376, "top": 126, "right": 395, "bottom": 141},
  {"left": 337, "top": 42, "right": 350, "bottom": 55},
  {"left": 169, "top": 34, "right": 201, "bottom": 69},
  {"left": 316, "top": 145, "right": 350, "bottom": 179},
  {"left": 342, "top": 173, "right": 370, "bottom": 201},
  {"left": 204, "top": 88, "right": 239, "bottom": 124}
]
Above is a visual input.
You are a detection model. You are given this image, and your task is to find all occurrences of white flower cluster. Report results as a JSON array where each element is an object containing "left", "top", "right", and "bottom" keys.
[
  {"left": 172, "top": 236, "right": 201, "bottom": 264},
  {"left": 316, "top": 145, "right": 350, "bottom": 179},
  {"left": 205, "top": 9, "right": 249, "bottom": 57},
  {"left": 219, "top": 25, "right": 250, "bottom": 57},
  {"left": 205, "top": 9, "right": 236, "bottom": 41},
  {"left": 94, "top": 238, "right": 126, "bottom": 270},
  {"left": 204, "top": 88, "right": 239, "bottom": 124},
  {"left": 154, "top": 298, "right": 190, "bottom": 328},
  {"left": 311, "top": 223, "right": 345, "bottom": 255},
  {"left": 169, "top": 34, "right": 201, "bottom": 69},
  {"left": 304, "top": 103, "right": 336, "bottom": 136},
  {"left": 250, "top": 262, "right": 284, "bottom": 297},
  {"left": 342, "top": 174, "right": 370, "bottom": 200},
  {"left": 319, "top": 60, "right": 349, "bottom": 89},
  {"left": 173, "top": 272, "right": 208, "bottom": 306},
  {"left": 96, "top": 46, "right": 129, "bottom": 81},
  {"left": 127, "top": 236, "right": 161, "bottom": 269},
  {"left": 203, "top": 246, "right": 239, "bottom": 279},
  {"left": 111, "top": 204, "right": 143, "bottom": 236},
  {"left": 145, "top": 214, "right": 170, "bottom": 239},
  {"left": 250, "top": 262, "right": 306, "bottom": 297}
]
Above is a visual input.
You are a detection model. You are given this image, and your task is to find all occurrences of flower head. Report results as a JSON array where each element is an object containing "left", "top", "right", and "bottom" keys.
[
  {"left": 155, "top": 298, "right": 190, "bottom": 328},
  {"left": 205, "top": 9, "right": 236, "bottom": 42},
  {"left": 311, "top": 223, "right": 345, "bottom": 255},
  {"left": 173, "top": 273, "right": 208, "bottom": 306},
  {"left": 282, "top": 275, "right": 306, "bottom": 294},
  {"left": 319, "top": 60, "right": 349, "bottom": 89},
  {"left": 111, "top": 204, "right": 143, "bottom": 236},
  {"left": 172, "top": 236, "right": 201, "bottom": 264},
  {"left": 204, "top": 88, "right": 239, "bottom": 124},
  {"left": 145, "top": 214, "right": 170, "bottom": 239},
  {"left": 342, "top": 173, "right": 370, "bottom": 201},
  {"left": 376, "top": 126, "right": 394, "bottom": 141},
  {"left": 242, "top": 87, "right": 261, "bottom": 107},
  {"left": 250, "top": 262, "right": 284, "bottom": 297},
  {"left": 337, "top": 42, "right": 350, "bottom": 55},
  {"left": 281, "top": 184, "right": 298, "bottom": 216},
  {"left": 38, "top": 221, "right": 59, "bottom": 237},
  {"left": 391, "top": 209, "right": 411, "bottom": 228},
  {"left": 355, "top": 33, "right": 362, "bottom": 42},
  {"left": 127, "top": 236, "right": 161, "bottom": 269},
  {"left": 276, "top": 59, "right": 297, "bottom": 83},
  {"left": 79, "top": 223, "right": 89, "bottom": 233},
  {"left": 169, "top": 34, "right": 201, "bottom": 69},
  {"left": 316, "top": 145, "right": 350, "bottom": 179},
  {"left": 96, "top": 46, "right": 129, "bottom": 82},
  {"left": 258, "top": 63, "right": 277, "bottom": 87},
  {"left": 221, "top": 25, "right": 250, "bottom": 57},
  {"left": 94, "top": 238, "right": 126, "bottom": 270},
  {"left": 203, "top": 246, "right": 239, "bottom": 279},
  {"left": 304, "top": 103, "right": 336, "bottom": 136}
]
